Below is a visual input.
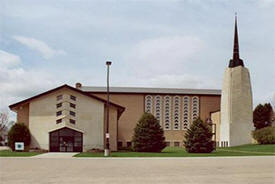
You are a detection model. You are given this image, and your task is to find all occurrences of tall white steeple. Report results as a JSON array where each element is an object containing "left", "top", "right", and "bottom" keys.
[{"left": 220, "top": 15, "right": 253, "bottom": 147}]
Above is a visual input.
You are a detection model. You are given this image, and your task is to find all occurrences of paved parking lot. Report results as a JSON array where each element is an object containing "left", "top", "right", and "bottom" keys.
[{"left": 0, "top": 156, "right": 274, "bottom": 184}]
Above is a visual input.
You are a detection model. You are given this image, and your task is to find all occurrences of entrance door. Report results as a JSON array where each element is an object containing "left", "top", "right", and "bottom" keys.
[
  {"left": 50, "top": 127, "right": 83, "bottom": 152},
  {"left": 59, "top": 136, "right": 74, "bottom": 152}
]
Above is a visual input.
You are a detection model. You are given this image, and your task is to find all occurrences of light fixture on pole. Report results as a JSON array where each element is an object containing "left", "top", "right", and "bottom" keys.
[{"left": 104, "top": 61, "right": 112, "bottom": 157}]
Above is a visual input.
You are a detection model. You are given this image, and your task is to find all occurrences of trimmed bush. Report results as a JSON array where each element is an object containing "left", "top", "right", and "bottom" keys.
[
  {"left": 8, "top": 123, "right": 31, "bottom": 151},
  {"left": 184, "top": 118, "right": 214, "bottom": 153},
  {"left": 252, "top": 126, "right": 275, "bottom": 144},
  {"left": 132, "top": 113, "right": 166, "bottom": 152}
]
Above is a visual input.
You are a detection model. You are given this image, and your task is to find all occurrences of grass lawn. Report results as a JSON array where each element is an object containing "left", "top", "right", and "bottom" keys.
[
  {"left": 218, "top": 144, "right": 275, "bottom": 154},
  {"left": 0, "top": 150, "right": 42, "bottom": 157},
  {"left": 75, "top": 144, "right": 275, "bottom": 157}
]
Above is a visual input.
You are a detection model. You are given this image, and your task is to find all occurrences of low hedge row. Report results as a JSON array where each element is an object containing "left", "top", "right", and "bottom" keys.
[{"left": 252, "top": 126, "right": 275, "bottom": 144}]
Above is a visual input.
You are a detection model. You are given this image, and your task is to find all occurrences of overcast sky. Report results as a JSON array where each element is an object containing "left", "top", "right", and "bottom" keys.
[{"left": 0, "top": 0, "right": 274, "bottom": 119}]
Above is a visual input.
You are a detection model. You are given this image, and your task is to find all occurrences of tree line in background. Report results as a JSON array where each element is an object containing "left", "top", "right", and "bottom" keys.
[{"left": 253, "top": 103, "right": 275, "bottom": 144}]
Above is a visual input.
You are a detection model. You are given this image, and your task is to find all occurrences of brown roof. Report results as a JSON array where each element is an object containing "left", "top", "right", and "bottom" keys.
[
  {"left": 80, "top": 86, "right": 221, "bottom": 95},
  {"left": 9, "top": 84, "right": 125, "bottom": 115}
]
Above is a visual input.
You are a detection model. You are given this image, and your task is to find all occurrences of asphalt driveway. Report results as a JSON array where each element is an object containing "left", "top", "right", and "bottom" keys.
[{"left": 0, "top": 156, "right": 274, "bottom": 184}]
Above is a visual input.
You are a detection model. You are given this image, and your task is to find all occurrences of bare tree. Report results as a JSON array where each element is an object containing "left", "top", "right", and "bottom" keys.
[{"left": 0, "top": 112, "right": 9, "bottom": 139}]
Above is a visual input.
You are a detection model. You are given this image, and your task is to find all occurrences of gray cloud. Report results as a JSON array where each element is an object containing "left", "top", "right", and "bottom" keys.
[
  {"left": 125, "top": 35, "right": 205, "bottom": 76},
  {"left": 0, "top": 50, "right": 21, "bottom": 68},
  {"left": 13, "top": 36, "right": 66, "bottom": 59},
  {"left": 0, "top": 51, "right": 60, "bottom": 114}
]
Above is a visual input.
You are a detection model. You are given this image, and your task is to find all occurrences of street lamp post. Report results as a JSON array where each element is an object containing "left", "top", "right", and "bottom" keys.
[{"left": 104, "top": 61, "right": 112, "bottom": 157}]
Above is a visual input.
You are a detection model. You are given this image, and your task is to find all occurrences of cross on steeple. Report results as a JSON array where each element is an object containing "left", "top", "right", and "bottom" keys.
[{"left": 229, "top": 13, "right": 244, "bottom": 68}]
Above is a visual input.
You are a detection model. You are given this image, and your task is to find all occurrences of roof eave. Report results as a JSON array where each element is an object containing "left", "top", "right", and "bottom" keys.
[{"left": 9, "top": 84, "right": 125, "bottom": 111}]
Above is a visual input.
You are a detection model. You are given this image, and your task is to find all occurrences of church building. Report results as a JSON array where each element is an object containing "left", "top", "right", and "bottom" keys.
[
  {"left": 9, "top": 16, "right": 253, "bottom": 152},
  {"left": 9, "top": 84, "right": 221, "bottom": 152}
]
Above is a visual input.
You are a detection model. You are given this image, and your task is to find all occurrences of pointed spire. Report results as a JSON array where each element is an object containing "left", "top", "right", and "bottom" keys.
[
  {"left": 233, "top": 13, "right": 239, "bottom": 60},
  {"left": 228, "top": 13, "right": 244, "bottom": 68}
]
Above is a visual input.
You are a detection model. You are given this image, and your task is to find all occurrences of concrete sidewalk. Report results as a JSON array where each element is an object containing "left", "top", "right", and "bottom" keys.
[
  {"left": 0, "top": 146, "right": 11, "bottom": 151},
  {"left": 32, "top": 152, "right": 78, "bottom": 158}
]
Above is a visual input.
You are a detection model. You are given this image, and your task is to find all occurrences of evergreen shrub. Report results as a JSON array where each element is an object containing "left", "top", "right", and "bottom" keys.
[
  {"left": 8, "top": 123, "right": 31, "bottom": 151},
  {"left": 132, "top": 113, "right": 166, "bottom": 152},
  {"left": 184, "top": 118, "right": 214, "bottom": 153}
]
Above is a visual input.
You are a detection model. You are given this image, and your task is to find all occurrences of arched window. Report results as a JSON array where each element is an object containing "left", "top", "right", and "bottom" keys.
[
  {"left": 173, "top": 96, "right": 180, "bottom": 130},
  {"left": 145, "top": 95, "right": 153, "bottom": 113},
  {"left": 182, "top": 96, "right": 190, "bottom": 130},
  {"left": 154, "top": 95, "right": 162, "bottom": 124},
  {"left": 192, "top": 96, "right": 200, "bottom": 121},
  {"left": 164, "top": 96, "right": 171, "bottom": 130}
]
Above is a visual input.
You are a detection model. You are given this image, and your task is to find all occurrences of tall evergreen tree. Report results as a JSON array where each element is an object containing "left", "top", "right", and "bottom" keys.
[
  {"left": 253, "top": 103, "right": 273, "bottom": 130},
  {"left": 132, "top": 113, "right": 166, "bottom": 152},
  {"left": 184, "top": 118, "right": 214, "bottom": 153}
]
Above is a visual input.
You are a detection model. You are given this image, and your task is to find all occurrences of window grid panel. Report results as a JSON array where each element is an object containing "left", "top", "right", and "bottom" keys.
[
  {"left": 56, "top": 119, "right": 62, "bottom": 124},
  {"left": 56, "top": 103, "right": 62, "bottom": 108},
  {"left": 164, "top": 96, "right": 171, "bottom": 130},
  {"left": 145, "top": 95, "right": 153, "bottom": 113},
  {"left": 173, "top": 96, "right": 181, "bottom": 130},
  {"left": 56, "top": 111, "right": 62, "bottom": 116},
  {"left": 154, "top": 95, "right": 162, "bottom": 125},
  {"left": 56, "top": 95, "right": 63, "bottom": 101},
  {"left": 192, "top": 96, "right": 200, "bottom": 121},
  {"left": 70, "top": 119, "right": 76, "bottom": 124},
  {"left": 70, "top": 111, "right": 76, "bottom": 117},
  {"left": 182, "top": 96, "right": 190, "bottom": 130},
  {"left": 70, "top": 103, "right": 76, "bottom": 109},
  {"left": 70, "top": 95, "right": 76, "bottom": 101}
]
